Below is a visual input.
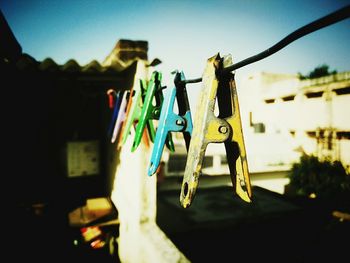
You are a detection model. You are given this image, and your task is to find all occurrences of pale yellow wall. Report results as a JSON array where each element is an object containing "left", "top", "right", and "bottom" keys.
[{"left": 242, "top": 71, "right": 350, "bottom": 169}]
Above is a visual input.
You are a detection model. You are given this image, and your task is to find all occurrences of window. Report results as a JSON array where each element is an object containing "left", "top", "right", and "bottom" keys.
[
  {"left": 281, "top": 95, "right": 295, "bottom": 101},
  {"left": 265, "top": 99, "right": 275, "bottom": 104},
  {"left": 333, "top": 87, "right": 350, "bottom": 95},
  {"left": 305, "top": 91, "right": 323, "bottom": 98},
  {"left": 337, "top": 131, "right": 350, "bottom": 139}
]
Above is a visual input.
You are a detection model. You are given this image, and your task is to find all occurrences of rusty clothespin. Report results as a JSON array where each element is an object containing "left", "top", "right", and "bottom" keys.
[
  {"left": 148, "top": 70, "right": 193, "bottom": 176},
  {"left": 180, "top": 53, "right": 252, "bottom": 208}
]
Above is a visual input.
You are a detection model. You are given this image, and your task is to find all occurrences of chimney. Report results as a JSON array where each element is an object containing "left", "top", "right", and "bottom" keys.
[{"left": 102, "top": 39, "right": 148, "bottom": 68}]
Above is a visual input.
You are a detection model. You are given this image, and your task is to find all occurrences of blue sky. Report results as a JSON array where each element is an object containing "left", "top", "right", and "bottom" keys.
[{"left": 1, "top": 0, "right": 349, "bottom": 85}]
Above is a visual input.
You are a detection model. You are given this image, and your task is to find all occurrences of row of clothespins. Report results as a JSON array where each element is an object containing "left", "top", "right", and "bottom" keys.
[
  {"left": 106, "top": 53, "right": 253, "bottom": 208},
  {"left": 106, "top": 70, "right": 190, "bottom": 171}
]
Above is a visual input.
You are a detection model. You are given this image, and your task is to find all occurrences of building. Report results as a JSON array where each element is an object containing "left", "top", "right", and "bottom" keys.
[
  {"left": 161, "top": 70, "right": 349, "bottom": 196},
  {"left": 3, "top": 6, "right": 184, "bottom": 259},
  {"left": 243, "top": 71, "right": 350, "bottom": 172}
]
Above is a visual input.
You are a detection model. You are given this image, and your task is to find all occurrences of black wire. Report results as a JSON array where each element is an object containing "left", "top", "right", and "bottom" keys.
[
  {"left": 184, "top": 77, "right": 202, "bottom": 84},
  {"left": 223, "top": 4, "right": 350, "bottom": 74},
  {"left": 184, "top": 4, "right": 350, "bottom": 84}
]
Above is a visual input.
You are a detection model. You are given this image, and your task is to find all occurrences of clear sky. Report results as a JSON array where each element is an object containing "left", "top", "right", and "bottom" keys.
[{"left": 1, "top": 0, "right": 349, "bottom": 86}]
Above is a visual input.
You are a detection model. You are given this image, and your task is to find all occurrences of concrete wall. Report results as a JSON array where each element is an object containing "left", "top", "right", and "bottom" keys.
[{"left": 111, "top": 59, "right": 189, "bottom": 263}]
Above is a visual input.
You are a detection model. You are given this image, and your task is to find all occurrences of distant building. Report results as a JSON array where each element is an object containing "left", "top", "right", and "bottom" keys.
[
  {"left": 242, "top": 71, "right": 350, "bottom": 172},
  {"left": 164, "top": 71, "right": 350, "bottom": 177}
]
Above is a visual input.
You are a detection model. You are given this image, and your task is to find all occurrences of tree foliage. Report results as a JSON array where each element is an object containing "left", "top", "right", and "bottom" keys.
[
  {"left": 288, "top": 155, "right": 350, "bottom": 200},
  {"left": 298, "top": 64, "right": 337, "bottom": 80}
]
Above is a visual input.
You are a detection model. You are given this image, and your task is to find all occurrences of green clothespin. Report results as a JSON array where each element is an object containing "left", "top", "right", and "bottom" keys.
[
  {"left": 132, "top": 71, "right": 174, "bottom": 152},
  {"left": 120, "top": 79, "right": 146, "bottom": 146}
]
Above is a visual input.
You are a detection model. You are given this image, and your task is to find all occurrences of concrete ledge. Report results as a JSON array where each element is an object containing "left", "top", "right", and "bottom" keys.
[{"left": 140, "top": 223, "right": 190, "bottom": 263}]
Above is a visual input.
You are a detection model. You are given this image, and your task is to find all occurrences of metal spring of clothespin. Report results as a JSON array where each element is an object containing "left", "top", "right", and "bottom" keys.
[
  {"left": 180, "top": 53, "right": 252, "bottom": 208},
  {"left": 148, "top": 70, "right": 193, "bottom": 176},
  {"left": 132, "top": 71, "right": 175, "bottom": 152}
]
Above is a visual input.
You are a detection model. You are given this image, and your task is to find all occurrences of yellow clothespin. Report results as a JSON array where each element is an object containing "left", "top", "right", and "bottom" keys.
[{"left": 180, "top": 53, "right": 252, "bottom": 208}]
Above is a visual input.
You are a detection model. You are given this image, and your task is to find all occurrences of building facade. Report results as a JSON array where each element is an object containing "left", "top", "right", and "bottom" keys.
[{"left": 242, "top": 71, "right": 350, "bottom": 172}]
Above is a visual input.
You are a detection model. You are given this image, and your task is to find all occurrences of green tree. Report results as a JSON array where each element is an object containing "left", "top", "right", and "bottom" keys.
[
  {"left": 298, "top": 64, "right": 337, "bottom": 80},
  {"left": 288, "top": 155, "right": 350, "bottom": 200}
]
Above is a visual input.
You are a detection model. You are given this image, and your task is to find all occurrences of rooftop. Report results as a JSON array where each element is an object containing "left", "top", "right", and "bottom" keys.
[{"left": 157, "top": 180, "right": 350, "bottom": 262}]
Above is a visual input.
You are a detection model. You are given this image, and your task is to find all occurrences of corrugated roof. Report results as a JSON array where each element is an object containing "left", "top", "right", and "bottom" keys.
[{"left": 13, "top": 53, "right": 130, "bottom": 75}]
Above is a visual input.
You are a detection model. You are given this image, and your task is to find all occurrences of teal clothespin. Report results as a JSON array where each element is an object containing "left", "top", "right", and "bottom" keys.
[{"left": 148, "top": 70, "right": 193, "bottom": 176}]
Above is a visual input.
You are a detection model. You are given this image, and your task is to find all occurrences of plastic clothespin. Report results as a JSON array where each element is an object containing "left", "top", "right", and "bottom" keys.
[
  {"left": 180, "top": 53, "right": 252, "bottom": 208},
  {"left": 111, "top": 90, "right": 129, "bottom": 143},
  {"left": 107, "top": 90, "right": 123, "bottom": 138},
  {"left": 148, "top": 70, "right": 193, "bottom": 176},
  {"left": 107, "top": 89, "right": 116, "bottom": 109},
  {"left": 132, "top": 71, "right": 174, "bottom": 152},
  {"left": 119, "top": 79, "right": 149, "bottom": 147}
]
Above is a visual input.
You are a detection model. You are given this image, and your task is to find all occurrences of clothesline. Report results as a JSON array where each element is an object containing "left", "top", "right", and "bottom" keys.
[{"left": 182, "top": 5, "right": 350, "bottom": 85}]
